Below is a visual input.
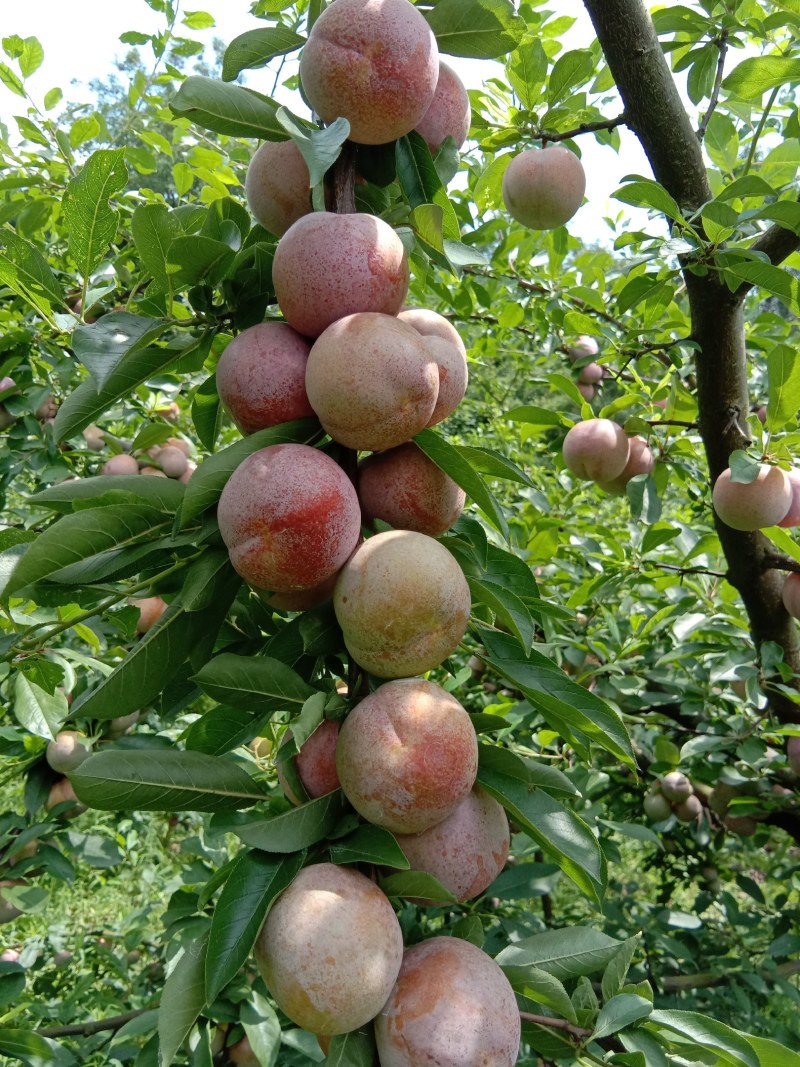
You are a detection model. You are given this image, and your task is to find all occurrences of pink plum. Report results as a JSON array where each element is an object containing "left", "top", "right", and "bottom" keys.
[
  {"left": 712, "top": 465, "right": 792, "bottom": 531},
  {"left": 357, "top": 442, "right": 465, "bottom": 536},
  {"left": 502, "top": 145, "right": 586, "bottom": 230},
  {"left": 562, "top": 419, "right": 630, "bottom": 482},
  {"left": 277, "top": 720, "right": 341, "bottom": 806},
  {"left": 245, "top": 139, "right": 311, "bottom": 236},
  {"left": 414, "top": 60, "right": 471, "bottom": 153}
]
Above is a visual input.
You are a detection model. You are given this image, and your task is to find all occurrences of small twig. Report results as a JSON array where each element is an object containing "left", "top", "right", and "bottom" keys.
[
  {"left": 649, "top": 561, "right": 729, "bottom": 579},
  {"left": 38, "top": 1007, "right": 154, "bottom": 1038},
  {"left": 519, "top": 1012, "right": 592, "bottom": 1040},
  {"left": 763, "top": 552, "right": 800, "bottom": 575},
  {"left": 697, "top": 33, "right": 729, "bottom": 142},
  {"left": 743, "top": 84, "right": 780, "bottom": 175},
  {"left": 539, "top": 112, "right": 628, "bottom": 144},
  {"left": 645, "top": 419, "right": 699, "bottom": 429}
]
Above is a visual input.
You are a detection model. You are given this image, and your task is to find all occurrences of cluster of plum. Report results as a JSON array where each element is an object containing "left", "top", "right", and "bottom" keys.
[
  {"left": 0, "top": 376, "right": 58, "bottom": 429},
  {"left": 565, "top": 335, "right": 606, "bottom": 402},
  {"left": 98, "top": 434, "right": 196, "bottom": 483},
  {"left": 561, "top": 417, "right": 655, "bottom": 495},
  {"left": 644, "top": 771, "right": 702, "bottom": 824}
]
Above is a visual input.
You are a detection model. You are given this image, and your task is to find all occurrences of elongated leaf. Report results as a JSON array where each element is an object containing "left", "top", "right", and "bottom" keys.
[
  {"left": 479, "top": 628, "right": 635, "bottom": 768},
  {"left": 63, "top": 149, "right": 127, "bottom": 279},
  {"left": 30, "top": 475, "right": 184, "bottom": 514},
  {"left": 0, "top": 229, "right": 64, "bottom": 309},
  {"left": 176, "top": 419, "right": 320, "bottom": 527},
  {"left": 185, "top": 705, "right": 265, "bottom": 756},
  {"left": 594, "top": 994, "right": 652, "bottom": 1041},
  {"left": 192, "top": 373, "right": 223, "bottom": 452},
  {"left": 72, "top": 312, "right": 172, "bottom": 391},
  {"left": 222, "top": 27, "right": 306, "bottom": 81},
  {"left": 601, "top": 935, "right": 641, "bottom": 1002},
  {"left": 171, "top": 76, "right": 285, "bottom": 139},
  {"left": 505, "top": 964, "right": 577, "bottom": 1023},
  {"left": 379, "top": 869, "right": 458, "bottom": 902},
  {"left": 214, "top": 792, "right": 348, "bottom": 853},
  {"left": 396, "top": 133, "right": 459, "bottom": 238},
  {"left": 328, "top": 825, "right": 410, "bottom": 868},
  {"left": 647, "top": 1010, "right": 759, "bottom": 1067},
  {"left": 477, "top": 746, "right": 606, "bottom": 904},
  {"left": 131, "top": 204, "right": 183, "bottom": 292},
  {"left": 723, "top": 55, "right": 800, "bottom": 97},
  {"left": 206, "top": 849, "right": 304, "bottom": 1001},
  {"left": 457, "top": 445, "right": 534, "bottom": 487},
  {"left": 4, "top": 504, "right": 169, "bottom": 596},
  {"left": 0, "top": 1029, "right": 75, "bottom": 1066},
  {"left": 159, "top": 934, "right": 208, "bottom": 1067},
  {"left": 496, "top": 926, "right": 622, "bottom": 981},
  {"left": 613, "top": 177, "right": 685, "bottom": 221},
  {"left": 767, "top": 343, "right": 800, "bottom": 431},
  {"left": 424, "top": 0, "right": 525, "bottom": 58},
  {"left": 241, "top": 992, "right": 282, "bottom": 1067},
  {"left": 71, "top": 750, "right": 265, "bottom": 812},
  {"left": 415, "top": 427, "right": 508, "bottom": 538},
  {"left": 276, "top": 107, "right": 349, "bottom": 195},
  {"left": 743, "top": 1035, "right": 800, "bottom": 1067},
  {"left": 194, "top": 653, "right": 317, "bottom": 714},
  {"left": 13, "top": 674, "right": 69, "bottom": 740},
  {"left": 468, "top": 577, "right": 534, "bottom": 650},
  {"left": 324, "top": 1028, "right": 377, "bottom": 1066}
]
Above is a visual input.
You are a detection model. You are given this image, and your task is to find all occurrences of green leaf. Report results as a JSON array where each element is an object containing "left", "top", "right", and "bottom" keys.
[
  {"left": 379, "top": 869, "right": 458, "bottom": 903},
  {"left": 0, "top": 230, "right": 64, "bottom": 311},
  {"left": 3, "top": 504, "right": 169, "bottom": 596},
  {"left": 276, "top": 107, "right": 349, "bottom": 191},
  {"left": 185, "top": 705, "right": 264, "bottom": 756},
  {"left": 72, "top": 313, "right": 172, "bottom": 391},
  {"left": 183, "top": 10, "right": 215, "bottom": 29},
  {"left": 206, "top": 849, "right": 305, "bottom": 1001},
  {"left": 548, "top": 49, "right": 594, "bottom": 105},
  {"left": 18, "top": 36, "right": 44, "bottom": 77},
  {"left": 415, "top": 427, "right": 508, "bottom": 539},
  {"left": 63, "top": 149, "right": 128, "bottom": 280},
  {"left": 723, "top": 56, "right": 800, "bottom": 97},
  {"left": 30, "top": 475, "right": 184, "bottom": 514},
  {"left": 594, "top": 994, "right": 652, "bottom": 1041},
  {"left": 396, "top": 133, "right": 459, "bottom": 239},
  {"left": 69, "top": 114, "right": 101, "bottom": 149},
  {"left": 131, "top": 204, "right": 182, "bottom": 292},
  {"left": 0, "top": 1029, "right": 75, "bottom": 1066},
  {"left": 496, "top": 926, "right": 622, "bottom": 981},
  {"left": 158, "top": 934, "right": 208, "bottom": 1067},
  {"left": 0, "top": 62, "right": 25, "bottom": 97},
  {"left": 468, "top": 577, "right": 534, "bottom": 650},
  {"left": 613, "top": 178, "right": 685, "bottom": 223},
  {"left": 601, "top": 935, "right": 641, "bottom": 1002},
  {"left": 505, "top": 964, "right": 577, "bottom": 1024},
  {"left": 214, "top": 791, "right": 348, "bottom": 852},
  {"left": 241, "top": 991, "right": 282, "bottom": 1067},
  {"left": 170, "top": 76, "right": 285, "bottom": 139},
  {"left": 328, "top": 825, "right": 410, "bottom": 869},
  {"left": 508, "top": 34, "right": 548, "bottom": 109},
  {"left": 324, "top": 1027, "right": 376, "bottom": 1066},
  {"left": 71, "top": 750, "right": 265, "bottom": 812},
  {"left": 457, "top": 445, "right": 534, "bottom": 487},
  {"left": 222, "top": 27, "right": 306, "bottom": 81},
  {"left": 767, "top": 344, "right": 800, "bottom": 432},
  {"left": 424, "top": 0, "right": 525, "bottom": 59},
  {"left": 647, "top": 1010, "right": 759, "bottom": 1067},
  {"left": 194, "top": 653, "right": 317, "bottom": 714},
  {"left": 13, "top": 674, "right": 69, "bottom": 740},
  {"left": 192, "top": 373, "right": 223, "bottom": 452},
  {"left": 720, "top": 257, "right": 800, "bottom": 312},
  {"left": 728, "top": 449, "right": 761, "bottom": 484},
  {"left": 176, "top": 419, "right": 320, "bottom": 527},
  {"left": 743, "top": 1035, "right": 800, "bottom": 1067}
]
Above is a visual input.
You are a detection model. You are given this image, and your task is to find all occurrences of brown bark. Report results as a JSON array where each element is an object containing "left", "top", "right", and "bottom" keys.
[{"left": 582, "top": 0, "right": 800, "bottom": 723}]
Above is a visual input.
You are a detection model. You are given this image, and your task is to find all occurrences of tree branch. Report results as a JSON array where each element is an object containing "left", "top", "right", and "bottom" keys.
[
  {"left": 519, "top": 1012, "right": 592, "bottom": 1040},
  {"left": 734, "top": 199, "right": 800, "bottom": 301},
  {"left": 38, "top": 1007, "right": 154, "bottom": 1038},
  {"left": 697, "top": 32, "right": 729, "bottom": 142},
  {"left": 540, "top": 112, "right": 628, "bottom": 144},
  {"left": 661, "top": 958, "right": 800, "bottom": 993}
]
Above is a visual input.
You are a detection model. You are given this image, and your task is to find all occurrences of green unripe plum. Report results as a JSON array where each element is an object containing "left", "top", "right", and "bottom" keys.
[
  {"left": 391, "top": 786, "right": 509, "bottom": 903},
  {"left": 306, "top": 313, "right": 438, "bottom": 451},
  {"left": 643, "top": 791, "right": 672, "bottom": 821},
  {"left": 46, "top": 731, "right": 91, "bottom": 774},
  {"left": 216, "top": 322, "right": 315, "bottom": 436},
  {"left": 782, "top": 572, "right": 800, "bottom": 619},
  {"left": 277, "top": 720, "right": 341, "bottom": 807},
  {"left": 357, "top": 442, "right": 465, "bottom": 536},
  {"left": 778, "top": 468, "right": 800, "bottom": 527},
  {"left": 334, "top": 530, "right": 471, "bottom": 678},
  {"left": 299, "top": 0, "right": 438, "bottom": 146},
  {"left": 562, "top": 419, "right": 630, "bottom": 482},
  {"left": 414, "top": 60, "right": 471, "bottom": 153},
  {"left": 787, "top": 735, "right": 800, "bottom": 774},
  {"left": 274, "top": 212, "right": 408, "bottom": 338},
  {"left": 598, "top": 435, "right": 655, "bottom": 495},
  {"left": 218, "top": 444, "right": 361, "bottom": 594},
  {"left": 102, "top": 454, "right": 140, "bottom": 476},
  {"left": 502, "top": 145, "right": 586, "bottom": 230},
  {"left": 674, "top": 794, "right": 703, "bottom": 822},
  {"left": 336, "top": 678, "right": 478, "bottom": 833},
  {"left": 245, "top": 139, "right": 311, "bottom": 236},
  {"left": 254, "top": 862, "right": 403, "bottom": 1036},
  {"left": 375, "top": 937, "right": 520, "bottom": 1067},
  {"left": 712, "top": 465, "right": 792, "bottom": 531},
  {"left": 660, "top": 771, "right": 693, "bottom": 803}
]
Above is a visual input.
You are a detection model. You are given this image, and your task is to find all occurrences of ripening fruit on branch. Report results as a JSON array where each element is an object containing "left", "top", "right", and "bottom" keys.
[
  {"left": 562, "top": 419, "right": 630, "bottom": 483},
  {"left": 396, "top": 308, "right": 468, "bottom": 424},
  {"left": 392, "top": 786, "right": 510, "bottom": 903},
  {"left": 778, "top": 468, "right": 800, "bottom": 527},
  {"left": 45, "top": 778, "right": 86, "bottom": 818},
  {"left": 245, "top": 139, "right": 311, "bottom": 237},
  {"left": 260, "top": 571, "right": 339, "bottom": 612},
  {"left": 102, "top": 454, "right": 140, "bottom": 476},
  {"left": 397, "top": 307, "right": 466, "bottom": 356},
  {"left": 299, "top": 0, "right": 439, "bottom": 146},
  {"left": 357, "top": 442, "right": 465, "bottom": 536},
  {"left": 674, "top": 794, "right": 703, "bottom": 823},
  {"left": 577, "top": 362, "right": 604, "bottom": 385},
  {"left": 0, "top": 881, "right": 24, "bottom": 925},
  {"left": 502, "top": 145, "right": 586, "bottom": 230},
  {"left": 155, "top": 445, "right": 188, "bottom": 479},
  {"left": 660, "top": 771, "right": 693, "bottom": 803},
  {"left": 131, "top": 596, "right": 167, "bottom": 634},
  {"left": 46, "top": 731, "right": 91, "bottom": 774},
  {"left": 334, "top": 530, "right": 471, "bottom": 678},
  {"left": 565, "top": 335, "right": 599, "bottom": 361},
  {"left": 254, "top": 862, "right": 403, "bottom": 1036},
  {"left": 218, "top": 444, "right": 361, "bottom": 594},
  {"left": 598, "top": 435, "right": 655, "bottom": 495},
  {"left": 216, "top": 322, "right": 314, "bottom": 436},
  {"left": 414, "top": 60, "right": 471, "bottom": 153},
  {"left": 305, "top": 313, "right": 439, "bottom": 451},
  {"left": 276, "top": 720, "right": 341, "bottom": 806},
  {"left": 712, "top": 464, "right": 792, "bottom": 531},
  {"left": 374, "top": 936, "right": 521, "bottom": 1067},
  {"left": 643, "top": 788, "right": 672, "bottom": 822},
  {"left": 782, "top": 572, "right": 800, "bottom": 619},
  {"left": 335, "top": 678, "right": 478, "bottom": 833},
  {"left": 273, "top": 212, "right": 409, "bottom": 338}
]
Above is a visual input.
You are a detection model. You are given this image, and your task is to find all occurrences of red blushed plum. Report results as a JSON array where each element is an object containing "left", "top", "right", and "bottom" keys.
[
  {"left": 414, "top": 60, "right": 471, "bottom": 153},
  {"left": 597, "top": 435, "right": 655, "bottom": 495},
  {"left": 396, "top": 307, "right": 466, "bottom": 357},
  {"left": 566, "top": 335, "right": 599, "bottom": 361},
  {"left": 273, "top": 212, "right": 409, "bottom": 338},
  {"left": 216, "top": 322, "right": 315, "bottom": 436},
  {"left": 299, "top": 0, "right": 438, "bottom": 146},
  {"left": 305, "top": 313, "right": 439, "bottom": 451},
  {"left": 374, "top": 937, "right": 520, "bottom": 1067},
  {"left": 712, "top": 465, "right": 792, "bottom": 531},
  {"left": 131, "top": 596, "right": 167, "bottom": 634},
  {"left": 334, "top": 530, "right": 471, "bottom": 678},
  {"left": 254, "top": 863, "right": 403, "bottom": 1036},
  {"left": 782, "top": 572, "right": 800, "bottom": 619},
  {"left": 423, "top": 335, "right": 468, "bottom": 425},
  {"left": 577, "top": 383, "right": 596, "bottom": 401},
  {"left": 502, "top": 145, "right": 586, "bottom": 230},
  {"left": 335, "top": 678, "right": 478, "bottom": 834},
  {"left": 102, "top": 454, "right": 140, "bottom": 476},
  {"left": 392, "top": 786, "right": 509, "bottom": 903},
  {"left": 277, "top": 720, "right": 341, "bottom": 807},
  {"left": 778, "top": 468, "right": 800, "bottom": 527},
  {"left": 577, "top": 362, "right": 604, "bottom": 385},
  {"left": 245, "top": 139, "right": 311, "bottom": 236},
  {"left": 217, "top": 444, "right": 361, "bottom": 593},
  {"left": 357, "top": 442, "right": 465, "bottom": 536},
  {"left": 562, "top": 419, "right": 630, "bottom": 482}
]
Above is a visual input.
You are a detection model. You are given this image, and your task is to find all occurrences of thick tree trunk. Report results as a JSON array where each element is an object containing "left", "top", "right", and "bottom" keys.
[{"left": 582, "top": 0, "right": 800, "bottom": 721}]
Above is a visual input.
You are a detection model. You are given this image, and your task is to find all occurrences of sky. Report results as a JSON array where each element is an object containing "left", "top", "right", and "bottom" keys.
[{"left": 0, "top": 0, "right": 654, "bottom": 243}]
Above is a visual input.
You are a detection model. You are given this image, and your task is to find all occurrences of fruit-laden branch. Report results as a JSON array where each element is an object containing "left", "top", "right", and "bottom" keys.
[
  {"left": 582, "top": 0, "right": 800, "bottom": 723},
  {"left": 38, "top": 1007, "right": 154, "bottom": 1037}
]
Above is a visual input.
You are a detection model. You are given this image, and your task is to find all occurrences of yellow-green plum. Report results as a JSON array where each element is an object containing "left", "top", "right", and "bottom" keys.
[
  {"left": 217, "top": 444, "right": 361, "bottom": 594},
  {"left": 276, "top": 720, "right": 341, "bottom": 806},
  {"left": 374, "top": 937, "right": 520, "bottom": 1067},
  {"left": 305, "top": 313, "right": 438, "bottom": 451},
  {"left": 778, "top": 468, "right": 800, "bottom": 527},
  {"left": 245, "top": 139, "right": 311, "bottom": 236},
  {"left": 254, "top": 862, "right": 403, "bottom": 1035},
  {"left": 273, "top": 212, "right": 409, "bottom": 338},
  {"left": 643, "top": 790, "right": 672, "bottom": 822},
  {"left": 357, "top": 442, "right": 465, "bottom": 536},
  {"left": 216, "top": 322, "right": 315, "bottom": 436},
  {"left": 102, "top": 454, "right": 140, "bottom": 476},
  {"left": 334, "top": 530, "right": 471, "bottom": 678},
  {"left": 299, "top": 0, "right": 438, "bottom": 146},
  {"left": 712, "top": 465, "right": 792, "bottom": 531},
  {"left": 335, "top": 679, "right": 478, "bottom": 833},
  {"left": 391, "top": 786, "right": 509, "bottom": 902},
  {"left": 502, "top": 145, "right": 586, "bottom": 230},
  {"left": 782, "top": 572, "right": 800, "bottom": 619},
  {"left": 414, "top": 60, "right": 471, "bottom": 153},
  {"left": 598, "top": 435, "right": 655, "bottom": 495},
  {"left": 562, "top": 419, "right": 630, "bottom": 482},
  {"left": 46, "top": 731, "right": 90, "bottom": 774}
]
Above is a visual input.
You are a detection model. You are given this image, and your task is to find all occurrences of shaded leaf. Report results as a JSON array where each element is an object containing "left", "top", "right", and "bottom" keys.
[
  {"left": 213, "top": 791, "right": 348, "bottom": 852},
  {"left": 158, "top": 934, "right": 208, "bottom": 1067}
]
